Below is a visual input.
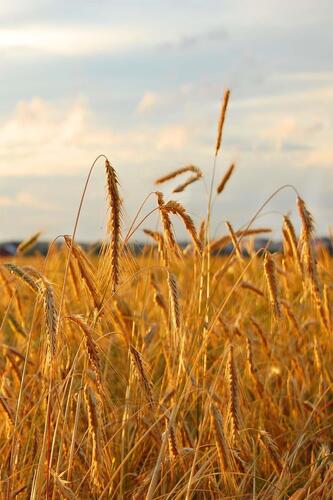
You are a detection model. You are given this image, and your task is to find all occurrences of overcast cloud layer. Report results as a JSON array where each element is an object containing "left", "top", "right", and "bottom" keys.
[{"left": 0, "top": 0, "right": 332, "bottom": 241}]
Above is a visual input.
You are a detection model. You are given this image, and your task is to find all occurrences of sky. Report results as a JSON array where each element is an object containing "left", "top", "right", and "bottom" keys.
[{"left": 0, "top": 0, "right": 332, "bottom": 242}]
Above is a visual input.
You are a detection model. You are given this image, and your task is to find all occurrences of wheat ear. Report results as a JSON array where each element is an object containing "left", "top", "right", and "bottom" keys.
[
  {"left": 130, "top": 344, "right": 155, "bottom": 408},
  {"left": 105, "top": 159, "right": 121, "bottom": 292},
  {"left": 68, "top": 316, "right": 103, "bottom": 396},
  {"left": 167, "top": 271, "right": 181, "bottom": 330},
  {"left": 264, "top": 251, "right": 281, "bottom": 318},
  {"left": 215, "top": 89, "right": 230, "bottom": 155},
  {"left": 17, "top": 231, "right": 41, "bottom": 255},
  {"left": 155, "top": 165, "right": 201, "bottom": 184},
  {"left": 40, "top": 278, "right": 58, "bottom": 360},
  {"left": 84, "top": 385, "right": 102, "bottom": 490},
  {"left": 227, "top": 345, "right": 239, "bottom": 444},
  {"left": 217, "top": 163, "right": 235, "bottom": 194},
  {"left": 64, "top": 236, "right": 102, "bottom": 310},
  {"left": 164, "top": 201, "right": 202, "bottom": 253}
]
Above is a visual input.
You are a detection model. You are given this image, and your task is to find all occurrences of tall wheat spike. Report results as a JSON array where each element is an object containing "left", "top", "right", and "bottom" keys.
[
  {"left": 105, "top": 159, "right": 121, "bottom": 292},
  {"left": 167, "top": 271, "right": 181, "bottom": 331},
  {"left": 40, "top": 278, "right": 58, "bottom": 360},
  {"left": 215, "top": 89, "right": 230, "bottom": 155},
  {"left": 227, "top": 344, "right": 240, "bottom": 444}
]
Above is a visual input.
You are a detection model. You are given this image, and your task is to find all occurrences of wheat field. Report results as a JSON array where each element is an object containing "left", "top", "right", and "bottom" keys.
[{"left": 0, "top": 92, "right": 332, "bottom": 499}]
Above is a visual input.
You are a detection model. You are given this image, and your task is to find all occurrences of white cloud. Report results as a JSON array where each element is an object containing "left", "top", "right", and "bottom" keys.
[
  {"left": 0, "top": 191, "right": 57, "bottom": 209},
  {"left": 0, "top": 25, "right": 152, "bottom": 56},
  {"left": 0, "top": 97, "right": 194, "bottom": 176},
  {"left": 137, "top": 92, "right": 160, "bottom": 113},
  {"left": 156, "top": 125, "right": 189, "bottom": 151}
]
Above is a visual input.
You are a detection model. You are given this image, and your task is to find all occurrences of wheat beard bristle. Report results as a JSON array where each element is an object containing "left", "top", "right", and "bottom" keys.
[{"left": 105, "top": 159, "right": 121, "bottom": 292}]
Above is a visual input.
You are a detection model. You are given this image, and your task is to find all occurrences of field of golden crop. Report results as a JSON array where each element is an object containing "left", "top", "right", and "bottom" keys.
[{"left": 0, "top": 93, "right": 332, "bottom": 499}]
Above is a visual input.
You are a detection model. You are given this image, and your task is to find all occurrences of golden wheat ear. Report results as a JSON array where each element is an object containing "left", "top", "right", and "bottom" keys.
[
  {"left": 215, "top": 89, "right": 230, "bottom": 156},
  {"left": 105, "top": 159, "right": 122, "bottom": 292},
  {"left": 217, "top": 163, "right": 235, "bottom": 195},
  {"left": 264, "top": 251, "right": 281, "bottom": 319}
]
